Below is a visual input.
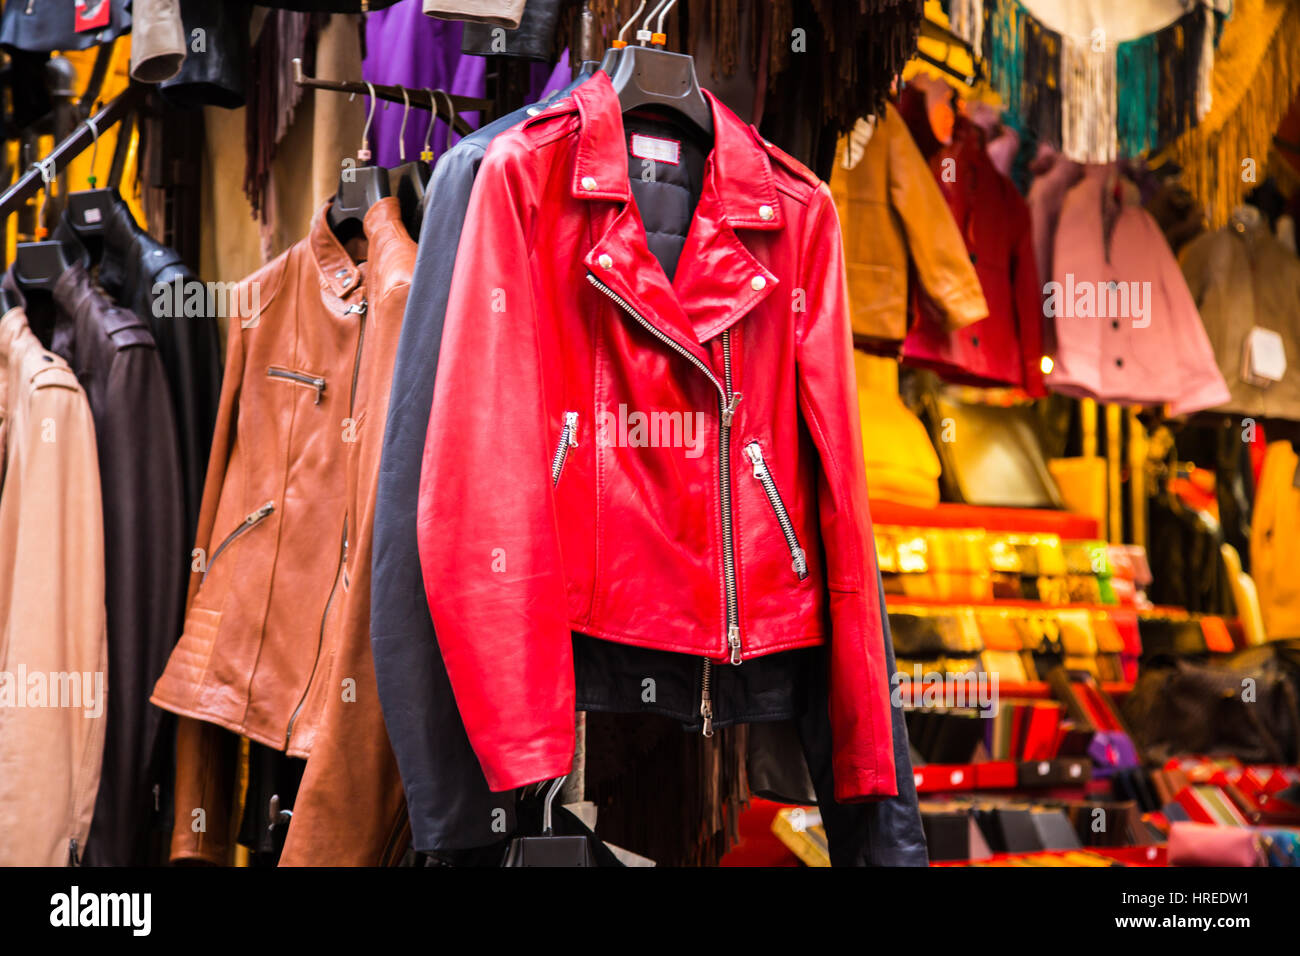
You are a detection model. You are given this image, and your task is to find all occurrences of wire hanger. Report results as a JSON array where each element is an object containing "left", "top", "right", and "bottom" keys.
[
  {"left": 327, "top": 80, "right": 391, "bottom": 244},
  {"left": 387, "top": 84, "right": 432, "bottom": 240},
  {"left": 607, "top": 0, "right": 713, "bottom": 137},
  {"left": 597, "top": 0, "right": 648, "bottom": 76}
]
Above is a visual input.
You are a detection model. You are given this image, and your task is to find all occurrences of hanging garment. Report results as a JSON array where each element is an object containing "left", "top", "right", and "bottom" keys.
[
  {"left": 1178, "top": 210, "right": 1300, "bottom": 423},
  {"left": 416, "top": 71, "right": 896, "bottom": 802},
  {"left": 374, "top": 75, "right": 923, "bottom": 867},
  {"left": 828, "top": 104, "right": 987, "bottom": 350},
  {"left": 129, "top": 0, "right": 186, "bottom": 83},
  {"left": 896, "top": 107, "right": 1046, "bottom": 397},
  {"left": 0, "top": 306, "right": 106, "bottom": 867},
  {"left": 854, "top": 350, "right": 941, "bottom": 509},
  {"left": 157, "top": 0, "right": 250, "bottom": 109},
  {"left": 150, "top": 202, "right": 378, "bottom": 861},
  {"left": 423, "top": 0, "right": 526, "bottom": 29},
  {"left": 55, "top": 196, "right": 224, "bottom": 548},
  {"left": 1025, "top": 147, "right": 1085, "bottom": 292},
  {"left": 6, "top": 266, "right": 187, "bottom": 866},
  {"left": 371, "top": 84, "right": 587, "bottom": 858},
  {"left": 0, "top": 0, "right": 131, "bottom": 52},
  {"left": 1251, "top": 440, "right": 1300, "bottom": 639},
  {"left": 278, "top": 197, "right": 416, "bottom": 866},
  {"left": 1046, "top": 164, "right": 1230, "bottom": 415}
]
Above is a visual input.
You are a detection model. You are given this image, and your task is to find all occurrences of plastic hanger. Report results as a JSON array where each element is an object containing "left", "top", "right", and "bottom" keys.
[
  {"left": 327, "top": 80, "right": 391, "bottom": 244},
  {"left": 12, "top": 158, "right": 76, "bottom": 294},
  {"left": 62, "top": 115, "right": 120, "bottom": 243},
  {"left": 386, "top": 85, "right": 432, "bottom": 240},
  {"left": 607, "top": 0, "right": 713, "bottom": 137},
  {"left": 597, "top": 0, "right": 648, "bottom": 76}
]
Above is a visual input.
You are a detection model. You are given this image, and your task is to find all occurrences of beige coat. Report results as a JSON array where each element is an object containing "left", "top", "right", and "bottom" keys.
[
  {"left": 0, "top": 307, "right": 107, "bottom": 866},
  {"left": 829, "top": 103, "right": 987, "bottom": 346}
]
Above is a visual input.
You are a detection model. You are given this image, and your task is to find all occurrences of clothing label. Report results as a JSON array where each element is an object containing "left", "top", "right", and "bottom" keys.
[
  {"left": 630, "top": 134, "right": 681, "bottom": 166},
  {"left": 74, "top": 0, "right": 111, "bottom": 32},
  {"left": 1242, "top": 326, "right": 1286, "bottom": 386},
  {"left": 81, "top": 207, "right": 103, "bottom": 225}
]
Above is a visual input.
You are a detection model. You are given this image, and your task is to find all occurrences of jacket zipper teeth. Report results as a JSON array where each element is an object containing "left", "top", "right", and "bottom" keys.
[
  {"left": 284, "top": 302, "right": 366, "bottom": 750},
  {"left": 347, "top": 300, "right": 368, "bottom": 408},
  {"left": 267, "top": 367, "right": 326, "bottom": 404},
  {"left": 551, "top": 411, "right": 579, "bottom": 485},
  {"left": 588, "top": 274, "right": 744, "bottom": 738},
  {"left": 744, "top": 442, "right": 809, "bottom": 579},
  {"left": 203, "top": 502, "right": 275, "bottom": 582},
  {"left": 286, "top": 517, "right": 347, "bottom": 749}
]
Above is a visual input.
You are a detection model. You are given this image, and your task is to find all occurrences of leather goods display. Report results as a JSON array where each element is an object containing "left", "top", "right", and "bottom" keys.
[
  {"left": 1122, "top": 647, "right": 1300, "bottom": 765},
  {"left": 416, "top": 72, "right": 896, "bottom": 803},
  {"left": 1167, "top": 821, "right": 1264, "bottom": 867},
  {"left": 923, "top": 388, "right": 1065, "bottom": 509}
]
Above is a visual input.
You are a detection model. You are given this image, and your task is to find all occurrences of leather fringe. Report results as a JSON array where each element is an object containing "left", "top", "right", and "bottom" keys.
[
  {"left": 1164, "top": 0, "right": 1300, "bottom": 228},
  {"left": 243, "top": 11, "right": 326, "bottom": 222}
]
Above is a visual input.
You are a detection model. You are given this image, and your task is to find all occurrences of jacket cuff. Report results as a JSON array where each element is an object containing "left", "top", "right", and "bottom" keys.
[
  {"left": 832, "top": 766, "right": 901, "bottom": 804},
  {"left": 482, "top": 745, "right": 575, "bottom": 794}
]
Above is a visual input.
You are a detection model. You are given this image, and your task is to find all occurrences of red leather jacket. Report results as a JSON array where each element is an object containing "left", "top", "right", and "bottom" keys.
[{"left": 417, "top": 72, "right": 896, "bottom": 804}]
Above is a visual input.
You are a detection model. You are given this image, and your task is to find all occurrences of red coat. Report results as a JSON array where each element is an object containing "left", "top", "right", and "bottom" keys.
[
  {"left": 416, "top": 72, "right": 897, "bottom": 803},
  {"left": 897, "top": 96, "right": 1045, "bottom": 396}
]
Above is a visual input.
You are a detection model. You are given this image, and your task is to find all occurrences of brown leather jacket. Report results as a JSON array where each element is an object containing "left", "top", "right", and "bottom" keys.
[
  {"left": 152, "top": 201, "right": 409, "bottom": 862},
  {"left": 829, "top": 103, "right": 987, "bottom": 347},
  {"left": 279, "top": 199, "right": 416, "bottom": 865}
]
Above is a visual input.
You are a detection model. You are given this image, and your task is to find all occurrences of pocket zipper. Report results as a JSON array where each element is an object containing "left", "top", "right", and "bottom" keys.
[
  {"left": 744, "top": 442, "right": 808, "bottom": 580},
  {"left": 550, "top": 411, "right": 579, "bottom": 486},
  {"left": 203, "top": 501, "right": 275, "bottom": 581},
  {"left": 267, "top": 367, "right": 326, "bottom": 404}
]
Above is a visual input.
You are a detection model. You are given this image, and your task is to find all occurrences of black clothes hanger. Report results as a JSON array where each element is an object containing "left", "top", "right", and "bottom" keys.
[
  {"left": 12, "top": 158, "right": 76, "bottom": 294},
  {"left": 608, "top": 0, "right": 713, "bottom": 138},
  {"left": 58, "top": 116, "right": 123, "bottom": 266},
  {"left": 0, "top": 285, "right": 18, "bottom": 314},
  {"left": 328, "top": 80, "right": 391, "bottom": 245},
  {"left": 386, "top": 86, "right": 432, "bottom": 240}
]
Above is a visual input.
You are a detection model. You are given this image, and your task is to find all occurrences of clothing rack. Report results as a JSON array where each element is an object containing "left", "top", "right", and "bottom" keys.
[
  {"left": 291, "top": 58, "right": 491, "bottom": 138},
  {"left": 0, "top": 83, "right": 144, "bottom": 221}
]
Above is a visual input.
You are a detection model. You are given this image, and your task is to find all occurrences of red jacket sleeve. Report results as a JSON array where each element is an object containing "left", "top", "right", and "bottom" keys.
[
  {"left": 416, "top": 138, "right": 576, "bottom": 793},
  {"left": 1011, "top": 187, "right": 1047, "bottom": 398},
  {"left": 795, "top": 185, "right": 899, "bottom": 802}
]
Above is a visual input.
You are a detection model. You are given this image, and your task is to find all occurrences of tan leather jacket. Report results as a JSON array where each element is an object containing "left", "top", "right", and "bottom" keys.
[
  {"left": 829, "top": 103, "right": 987, "bottom": 346},
  {"left": 0, "top": 307, "right": 107, "bottom": 866},
  {"left": 152, "top": 202, "right": 408, "bottom": 861},
  {"left": 279, "top": 199, "right": 416, "bottom": 865}
]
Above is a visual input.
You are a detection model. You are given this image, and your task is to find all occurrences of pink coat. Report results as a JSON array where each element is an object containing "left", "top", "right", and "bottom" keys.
[{"left": 1045, "top": 165, "right": 1229, "bottom": 415}]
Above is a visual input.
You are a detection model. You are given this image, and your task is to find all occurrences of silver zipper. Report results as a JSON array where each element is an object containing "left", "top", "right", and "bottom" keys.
[
  {"left": 286, "top": 516, "right": 346, "bottom": 749},
  {"left": 588, "top": 274, "right": 745, "bottom": 739},
  {"left": 267, "top": 367, "right": 326, "bottom": 404},
  {"left": 551, "top": 411, "right": 579, "bottom": 485},
  {"left": 744, "top": 442, "right": 809, "bottom": 579},
  {"left": 203, "top": 502, "right": 274, "bottom": 582},
  {"left": 347, "top": 299, "right": 368, "bottom": 408}
]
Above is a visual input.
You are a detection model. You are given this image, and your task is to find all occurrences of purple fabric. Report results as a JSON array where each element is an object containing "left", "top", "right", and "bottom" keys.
[
  {"left": 362, "top": 0, "right": 571, "bottom": 167},
  {"left": 363, "top": 1, "right": 486, "bottom": 167}
]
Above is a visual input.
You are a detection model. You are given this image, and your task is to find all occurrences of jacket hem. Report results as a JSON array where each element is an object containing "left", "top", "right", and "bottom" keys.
[{"left": 571, "top": 620, "right": 824, "bottom": 661}]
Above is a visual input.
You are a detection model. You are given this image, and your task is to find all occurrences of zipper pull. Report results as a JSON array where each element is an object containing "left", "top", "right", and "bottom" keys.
[
  {"left": 700, "top": 696, "right": 714, "bottom": 738},
  {"left": 791, "top": 548, "right": 808, "bottom": 578},
  {"left": 344, "top": 299, "right": 368, "bottom": 316},
  {"left": 247, "top": 501, "right": 275, "bottom": 524},
  {"left": 564, "top": 411, "right": 579, "bottom": 446},
  {"left": 721, "top": 393, "right": 743, "bottom": 427},
  {"left": 728, "top": 625, "right": 742, "bottom": 665},
  {"left": 744, "top": 442, "right": 767, "bottom": 478},
  {"left": 67, "top": 838, "right": 80, "bottom": 866},
  {"left": 153, "top": 783, "right": 161, "bottom": 812}
]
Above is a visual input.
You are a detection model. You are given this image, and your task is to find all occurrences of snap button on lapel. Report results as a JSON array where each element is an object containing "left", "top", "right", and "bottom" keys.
[
  {"left": 597, "top": 254, "right": 613, "bottom": 269},
  {"left": 527, "top": 107, "right": 540, "bottom": 116},
  {"left": 758, "top": 205, "right": 774, "bottom": 221},
  {"left": 751, "top": 276, "right": 766, "bottom": 291},
  {"left": 581, "top": 176, "right": 597, "bottom": 191}
]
